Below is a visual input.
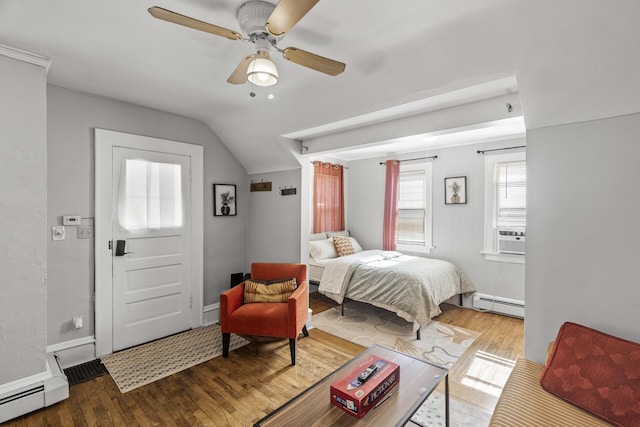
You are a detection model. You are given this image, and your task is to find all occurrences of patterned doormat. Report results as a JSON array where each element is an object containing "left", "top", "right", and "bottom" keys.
[{"left": 101, "top": 324, "right": 249, "bottom": 393}]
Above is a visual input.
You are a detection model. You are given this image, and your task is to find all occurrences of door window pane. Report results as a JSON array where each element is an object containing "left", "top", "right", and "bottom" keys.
[{"left": 119, "top": 159, "right": 183, "bottom": 230}]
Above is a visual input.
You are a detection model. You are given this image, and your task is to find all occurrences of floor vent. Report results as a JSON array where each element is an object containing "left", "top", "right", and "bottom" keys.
[
  {"left": 64, "top": 359, "right": 108, "bottom": 386},
  {"left": 472, "top": 293, "right": 524, "bottom": 318}
]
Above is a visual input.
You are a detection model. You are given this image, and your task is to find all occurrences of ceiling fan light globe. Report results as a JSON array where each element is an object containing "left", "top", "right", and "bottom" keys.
[{"left": 247, "top": 57, "right": 278, "bottom": 87}]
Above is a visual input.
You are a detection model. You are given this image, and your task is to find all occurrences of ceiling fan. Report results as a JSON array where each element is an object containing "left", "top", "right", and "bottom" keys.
[{"left": 148, "top": 0, "right": 346, "bottom": 87}]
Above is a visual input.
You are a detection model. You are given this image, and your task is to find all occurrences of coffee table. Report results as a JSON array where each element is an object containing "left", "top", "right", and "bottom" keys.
[{"left": 254, "top": 344, "right": 449, "bottom": 427}]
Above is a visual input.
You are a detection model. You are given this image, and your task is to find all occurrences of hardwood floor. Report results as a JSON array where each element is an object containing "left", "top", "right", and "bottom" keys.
[
  {"left": 6, "top": 294, "right": 523, "bottom": 426},
  {"left": 311, "top": 292, "right": 525, "bottom": 413}
]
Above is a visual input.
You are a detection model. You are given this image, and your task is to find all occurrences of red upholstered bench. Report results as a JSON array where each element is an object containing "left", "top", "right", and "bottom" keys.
[{"left": 490, "top": 322, "right": 640, "bottom": 427}]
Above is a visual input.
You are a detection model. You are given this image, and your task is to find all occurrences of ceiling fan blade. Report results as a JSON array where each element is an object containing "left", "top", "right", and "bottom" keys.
[
  {"left": 227, "top": 55, "right": 255, "bottom": 84},
  {"left": 226, "top": 52, "right": 270, "bottom": 84},
  {"left": 265, "top": 0, "right": 319, "bottom": 37},
  {"left": 282, "top": 47, "right": 345, "bottom": 76},
  {"left": 148, "top": 6, "right": 242, "bottom": 41}
]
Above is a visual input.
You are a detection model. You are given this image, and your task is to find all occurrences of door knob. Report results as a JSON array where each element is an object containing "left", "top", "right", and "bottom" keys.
[{"left": 114, "top": 240, "right": 133, "bottom": 256}]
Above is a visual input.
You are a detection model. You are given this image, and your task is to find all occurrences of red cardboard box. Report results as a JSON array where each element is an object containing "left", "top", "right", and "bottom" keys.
[{"left": 330, "top": 356, "right": 400, "bottom": 418}]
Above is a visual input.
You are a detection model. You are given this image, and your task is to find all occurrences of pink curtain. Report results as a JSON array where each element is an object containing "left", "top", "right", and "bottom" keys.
[
  {"left": 313, "top": 161, "right": 344, "bottom": 233},
  {"left": 382, "top": 160, "right": 400, "bottom": 250}
]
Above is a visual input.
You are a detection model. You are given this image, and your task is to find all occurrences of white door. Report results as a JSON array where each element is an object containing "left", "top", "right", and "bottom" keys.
[{"left": 111, "top": 147, "right": 191, "bottom": 351}]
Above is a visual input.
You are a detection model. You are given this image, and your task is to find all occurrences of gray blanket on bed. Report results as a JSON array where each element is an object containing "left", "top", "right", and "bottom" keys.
[{"left": 319, "top": 251, "right": 475, "bottom": 330}]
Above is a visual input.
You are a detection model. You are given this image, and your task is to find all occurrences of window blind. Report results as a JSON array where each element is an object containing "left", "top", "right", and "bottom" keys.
[
  {"left": 495, "top": 161, "right": 526, "bottom": 228},
  {"left": 397, "top": 171, "right": 426, "bottom": 243}
]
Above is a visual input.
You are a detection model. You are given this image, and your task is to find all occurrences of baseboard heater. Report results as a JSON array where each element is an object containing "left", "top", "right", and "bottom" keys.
[
  {"left": 0, "top": 353, "right": 69, "bottom": 424},
  {"left": 472, "top": 293, "right": 524, "bottom": 318}
]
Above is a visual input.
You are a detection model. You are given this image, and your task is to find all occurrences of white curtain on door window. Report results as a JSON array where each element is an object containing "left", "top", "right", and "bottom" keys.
[{"left": 119, "top": 159, "right": 183, "bottom": 230}]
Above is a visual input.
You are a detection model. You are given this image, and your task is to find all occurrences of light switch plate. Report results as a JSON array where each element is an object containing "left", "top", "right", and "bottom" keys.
[
  {"left": 52, "top": 225, "right": 65, "bottom": 240},
  {"left": 77, "top": 225, "right": 93, "bottom": 239}
]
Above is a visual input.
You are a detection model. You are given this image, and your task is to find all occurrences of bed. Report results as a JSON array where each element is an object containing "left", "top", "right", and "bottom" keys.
[{"left": 309, "top": 234, "right": 475, "bottom": 333}]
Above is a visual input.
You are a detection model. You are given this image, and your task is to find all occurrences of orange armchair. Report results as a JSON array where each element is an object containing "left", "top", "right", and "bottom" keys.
[{"left": 220, "top": 263, "right": 309, "bottom": 365}]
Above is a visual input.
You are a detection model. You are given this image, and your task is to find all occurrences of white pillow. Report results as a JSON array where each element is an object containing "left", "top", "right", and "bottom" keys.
[
  {"left": 326, "top": 230, "right": 350, "bottom": 237},
  {"left": 309, "top": 232, "right": 328, "bottom": 241},
  {"left": 309, "top": 238, "right": 339, "bottom": 260},
  {"left": 349, "top": 237, "right": 363, "bottom": 253}
]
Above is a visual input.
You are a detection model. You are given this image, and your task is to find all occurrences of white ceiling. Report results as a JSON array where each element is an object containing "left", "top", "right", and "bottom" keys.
[{"left": 1, "top": 1, "right": 639, "bottom": 174}]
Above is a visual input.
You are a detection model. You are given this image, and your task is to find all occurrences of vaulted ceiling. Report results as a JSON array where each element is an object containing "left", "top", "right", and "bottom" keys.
[{"left": 1, "top": 0, "right": 639, "bottom": 173}]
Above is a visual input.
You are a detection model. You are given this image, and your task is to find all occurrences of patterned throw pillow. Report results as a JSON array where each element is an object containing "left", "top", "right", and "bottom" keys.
[
  {"left": 333, "top": 236, "right": 356, "bottom": 257},
  {"left": 243, "top": 278, "right": 297, "bottom": 303},
  {"left": 540, "top": 322, "right": 640, "bottom": 426}
]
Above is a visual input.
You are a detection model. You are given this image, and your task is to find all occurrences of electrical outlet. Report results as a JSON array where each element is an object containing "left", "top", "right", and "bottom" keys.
[
  {"left": 72, "top": 316, "right": 83, "bottom": 329},
  {"left": 77, "top": 224, "right": 93, "bottom": 239},
  {"left": 52, "top": 226, "right": 65, "bottom": 241}
]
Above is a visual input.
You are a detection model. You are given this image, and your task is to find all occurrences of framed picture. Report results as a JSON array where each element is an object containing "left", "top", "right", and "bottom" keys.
[
  {"left": 213, "top": 184, "right": 237, "bottom": 216},
  {"left": 445, "top": 176, "right": 467, "bottom": 205}
]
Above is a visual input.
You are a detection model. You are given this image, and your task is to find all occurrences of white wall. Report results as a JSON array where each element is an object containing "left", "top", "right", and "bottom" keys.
[
  {"left": 46, "top": 85, "right": 248, "bottom": 351},
  {"left": 525, "top": 113, "right": 640, "bottom": 363},
  {"left": 248, "top": 169, "right": 302, "bottom": 265},
  {"left": 0, "top": 54, "right": 48, "bottom": 383},
  {"left": 347, "top": 139, "right": 526, "bottom": 303}
]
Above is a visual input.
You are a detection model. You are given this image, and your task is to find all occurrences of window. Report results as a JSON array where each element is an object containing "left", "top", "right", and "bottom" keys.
[
  {"left": 483, "top": 151, "right": 526, "bottom": 262},
  {"left": 396, "top": 162, "right": 432, "bottom": 253},
  {"left": 496, "top": 161, "right": 526, "bottom": 229},
  {"left": 119, "top": 159, "right": 183, "bottom": 230}
]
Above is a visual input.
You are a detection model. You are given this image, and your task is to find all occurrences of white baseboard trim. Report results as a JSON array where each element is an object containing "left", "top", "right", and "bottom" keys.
[
  {"left": 46, "top": 336, "right": 96, "bottom": 369},
  {"left": 204, "top": 303, "right": 220, "bottom": 326},
  {"left": 46, "top": 336, "right": 95, "bottom": 354}
]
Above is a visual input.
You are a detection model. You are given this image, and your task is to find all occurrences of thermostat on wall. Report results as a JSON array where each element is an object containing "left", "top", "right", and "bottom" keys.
[{"left": 63, "top": 215, "right": 81, "bottom": 225}]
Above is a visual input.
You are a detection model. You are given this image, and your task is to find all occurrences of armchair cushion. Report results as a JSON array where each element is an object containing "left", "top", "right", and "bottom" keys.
[
  {"left": 223, "top": 281, "right": 309, "bottom": 338},
  {"left": 244, "top": 278, "right": 297, "bottom": 303}
]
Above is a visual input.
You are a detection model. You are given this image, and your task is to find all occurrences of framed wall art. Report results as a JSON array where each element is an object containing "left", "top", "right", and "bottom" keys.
[
  {"left": 445, "top": 176, "right": 467, "bottom": 205},
  {"left": 214, "top": 184, "right": 237, "bottom": 216}
]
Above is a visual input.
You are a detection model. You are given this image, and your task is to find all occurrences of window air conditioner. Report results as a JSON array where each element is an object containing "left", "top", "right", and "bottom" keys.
[{"left": 498, "top": 230, "right": 525, "bottom": 255}]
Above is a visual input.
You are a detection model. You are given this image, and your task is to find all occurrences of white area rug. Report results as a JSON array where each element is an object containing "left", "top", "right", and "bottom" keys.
[
  {"left": 312, "top": 301, "right": 479, "bottom": 368},
  {"left": 101, "top": 324, "right": 249, "bottom": 393},
  {"left": 313, "top": 301, "right": 490, "bottom": 427},
  {"left": 412, "top": 392, "right": 492, "bottom": 427}
]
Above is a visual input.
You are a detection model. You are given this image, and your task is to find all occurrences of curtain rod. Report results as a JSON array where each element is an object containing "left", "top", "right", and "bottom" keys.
[
  {"left": 477, "top": 145, "right": 526, "bottom": 154},
  {"left": 310, "top": 161, "right": 348, "bottom": 169},
  {"left": 378, "top": 155, "right": 438, "bottom": 165}
]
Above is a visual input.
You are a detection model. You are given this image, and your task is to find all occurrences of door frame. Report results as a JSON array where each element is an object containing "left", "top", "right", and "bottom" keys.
[{"left": 94, "top": 128, "right": 204, "bottom": 357}]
